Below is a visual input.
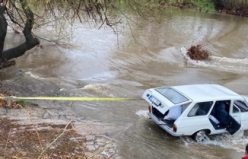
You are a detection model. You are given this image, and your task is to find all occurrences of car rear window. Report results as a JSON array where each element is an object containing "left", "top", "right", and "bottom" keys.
[{"left": 155, "top": 88, "right": 189, "bottom": 104}]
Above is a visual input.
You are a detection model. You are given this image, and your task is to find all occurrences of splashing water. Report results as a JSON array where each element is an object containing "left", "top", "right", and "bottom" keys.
[
  {"left": 180, "top": 47, "right": 248, "bottom": 73},
  {"left": 136, "top": 110, "right": 149, "bottom": 119},
  {"left": 81, "top": 84, "right": 114, "bottom": 97},
  {"left": 180, "top": 131, "right": 247, "bottom": 154}
]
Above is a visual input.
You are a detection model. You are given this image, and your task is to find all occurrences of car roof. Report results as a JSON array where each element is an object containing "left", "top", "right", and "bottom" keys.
[{"left": 171, "top": 84, "right": 241, "bottom": 101}]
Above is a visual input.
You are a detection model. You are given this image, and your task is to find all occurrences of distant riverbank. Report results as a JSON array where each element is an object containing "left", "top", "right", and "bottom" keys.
[{"left": 160, "top": 0, "right": 248, "bottom": 17}]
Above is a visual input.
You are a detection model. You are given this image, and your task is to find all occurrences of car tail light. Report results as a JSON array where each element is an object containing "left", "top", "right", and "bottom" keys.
[
  {"left": 148, "top": 105, "right": 151, "bottom": 113},
  {"left": 173, "top": 124, "right": 177, "bottom": 132}
]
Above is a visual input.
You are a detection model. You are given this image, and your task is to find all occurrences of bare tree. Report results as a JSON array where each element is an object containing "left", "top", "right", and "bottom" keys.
[
  {"left": 0, "top": 0, "right": 122, "bottom": 70},
  {"left": 0, "top": 0, "right": 166, "bottom": 71},
  {"left": 0, "top": 0, "right": 39, "bottom": 69}
]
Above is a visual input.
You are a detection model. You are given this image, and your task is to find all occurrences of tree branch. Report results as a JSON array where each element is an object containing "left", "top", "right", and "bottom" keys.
[
  {"left": 1, "top": 0, "right": 39, "bottom": 62},
  {"left": 0, "top": 1, "right": 7, "bottom": 54}
]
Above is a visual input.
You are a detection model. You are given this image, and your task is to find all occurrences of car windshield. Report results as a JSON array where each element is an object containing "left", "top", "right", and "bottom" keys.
[{"left": 155, "top": 88, "right": 189, "bottom": 104}]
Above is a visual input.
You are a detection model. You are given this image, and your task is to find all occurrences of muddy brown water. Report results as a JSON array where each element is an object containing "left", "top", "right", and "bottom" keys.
[{"left": 1, "top": 9, "right": 248, "bottom": 159}]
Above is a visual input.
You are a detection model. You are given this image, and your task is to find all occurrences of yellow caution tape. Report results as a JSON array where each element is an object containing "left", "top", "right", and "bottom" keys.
[{"left": 0, "top": 96, "right": 140, "bottom": 101}]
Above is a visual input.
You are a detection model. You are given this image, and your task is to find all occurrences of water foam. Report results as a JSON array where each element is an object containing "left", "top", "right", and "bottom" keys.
[
  {"left": 181, "top": 132, "right": 247, "bottom": 154},
  {"left": 180, "top": 47, "right": 248, "bottom": 73},
  {"left": 204, "top": 134, "right": 246, "bottom": 153},
  {"left": 81, "top": 84, "right": 114, "bottom": 97},
  {"left": 135, "top": 110, "right": 149, "bottom": 119},
  {"left": 25, "top": 71, "right": 46, "bottom": 80}
]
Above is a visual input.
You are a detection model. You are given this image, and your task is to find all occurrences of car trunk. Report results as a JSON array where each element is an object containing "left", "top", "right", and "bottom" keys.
[
  {"left": 151, "top": 107, "right": 175, "bottom": 128},
  {"left": 143, "top": 88, "right": 190, "bottom": 127},
  {"left": 142, "top": 89, "right": 175, "bottom": 115}
]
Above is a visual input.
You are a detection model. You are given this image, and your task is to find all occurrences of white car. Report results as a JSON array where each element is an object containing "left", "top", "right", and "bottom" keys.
[{"left": 142, "top": 84, "right": 248, "bottom": 142}]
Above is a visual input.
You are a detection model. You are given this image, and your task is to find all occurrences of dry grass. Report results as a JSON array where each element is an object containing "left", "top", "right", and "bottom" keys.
[
  {"left": 0, "top": 92, "right": 118, "bottom": 159},
  {"left": 0, "top": 118, "right": 87, "bottom": 159}
]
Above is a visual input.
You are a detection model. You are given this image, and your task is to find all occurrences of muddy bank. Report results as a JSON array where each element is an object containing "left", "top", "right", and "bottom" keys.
[
  {"left": 0, "top": 114, "right": 120, "bottom": 158},
  {"left": 0, "top": 78, "right": 122, "bottom": 159}
]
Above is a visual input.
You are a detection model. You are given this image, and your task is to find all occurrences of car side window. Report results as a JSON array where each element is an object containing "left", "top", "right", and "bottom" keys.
[
  {"left": 233, "top": 105, "right": 240, "bottom": 113},
  {"left": 233, "top": 100, "right": 248, "bottom": 112},
  {"left": 188, "top": 101, "right": 213, "bottom": 117}
]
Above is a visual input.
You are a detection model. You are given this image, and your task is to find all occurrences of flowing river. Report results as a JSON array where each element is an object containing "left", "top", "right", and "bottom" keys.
[{"left": 1, "top": 8, "right": 248, "bottom": 159}]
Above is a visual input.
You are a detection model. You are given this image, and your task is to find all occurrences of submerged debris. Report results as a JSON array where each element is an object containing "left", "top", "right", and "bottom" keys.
[{"left": 187, "top": 45, "right": 209, "bottom": 61}]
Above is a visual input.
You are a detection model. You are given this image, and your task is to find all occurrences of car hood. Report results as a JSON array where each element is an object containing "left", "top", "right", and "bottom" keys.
[{"left": 142, "top": 88, "right": 189, "bottom": 114}]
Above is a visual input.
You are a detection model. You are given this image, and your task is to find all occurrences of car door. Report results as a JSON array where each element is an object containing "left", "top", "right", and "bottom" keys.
[
  {"left": 232, "top": 100, "right": 248, "bottom": 130},
  {"left": 180, "top": 102, "right": 213, "bottom": 135},
  {"left": 227, "top": 102, "right": 241, "bottom": 135}
]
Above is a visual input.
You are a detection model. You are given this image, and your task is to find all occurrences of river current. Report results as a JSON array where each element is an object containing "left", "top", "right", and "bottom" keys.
[{"left": 1, "top": 9, "right": 248, "bottom": 159}]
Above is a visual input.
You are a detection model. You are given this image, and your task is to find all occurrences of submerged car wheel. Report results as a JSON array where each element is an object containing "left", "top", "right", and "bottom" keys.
[{"left": 192, "top": 130, "right": 209, "bottom": 143}]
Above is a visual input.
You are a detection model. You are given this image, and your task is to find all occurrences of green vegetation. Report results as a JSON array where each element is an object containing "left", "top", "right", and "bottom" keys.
[
  {"left": 3, "top": 0, "right": 248, "bottom": 33},
  {"left": 191, "top": 0, "right": 215, "bottom": 11},
  {"left": 155, "top": 0, "right": 248, "bottom": 14},
  {"left": 17, "top": 99, "right": 27, "bottom": 107}
]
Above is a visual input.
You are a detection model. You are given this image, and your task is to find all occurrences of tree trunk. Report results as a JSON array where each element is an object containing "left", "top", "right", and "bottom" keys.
[
  {"left": 0, "top": 0, "right": 40, "bottom": 69},
  {"left": 0, "top": 3, "right": 7, "bottom": 54}
]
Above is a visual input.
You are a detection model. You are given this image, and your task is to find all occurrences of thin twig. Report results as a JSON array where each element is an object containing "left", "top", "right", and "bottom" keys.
[
  {"left": 3, "top": 128, "right": 11, "bottom": 158},
  {"left": 21, "top": 107, "right": 43, "bottom": 150},
  {"left": 37, "top": 120, "right": 72, "bottom": 159},
  {"left": 0, "top": 133, "right": 17, "bottom": 151}
]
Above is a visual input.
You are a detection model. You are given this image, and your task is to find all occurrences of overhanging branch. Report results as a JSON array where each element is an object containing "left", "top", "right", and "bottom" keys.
[
  {"left": 0, "top": 0, "right": 7, "bottom": 54},
  {"left": 1, "top": 0, "right": 39, "bottom": 63}
]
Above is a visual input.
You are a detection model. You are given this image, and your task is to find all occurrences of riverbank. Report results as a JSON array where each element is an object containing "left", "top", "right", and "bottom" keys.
[
  {"left": 0, "top": 106, "right": 118, "bottom": 159},
  {"left": 165, "top": 1, "right": 248, "bottom": 17},
  {"left": 0, "top": 104, "right": 120, "bottom": 159},
  {"left": 0, "top": 80, "right": 121, "bottom": 159}
]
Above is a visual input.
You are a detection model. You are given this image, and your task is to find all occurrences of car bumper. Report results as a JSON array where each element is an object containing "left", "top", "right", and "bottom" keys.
[{"left": 148, "top": 112, "right": 183, "bottom": 137}]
